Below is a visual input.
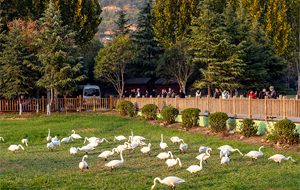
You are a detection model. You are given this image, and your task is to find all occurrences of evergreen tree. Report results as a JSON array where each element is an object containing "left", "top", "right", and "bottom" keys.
[
  {"left": 114, "top": 8, "right": 132, "bottom": 37},
  {"left": 128, "top": 0, "right": 163, "bottom": 78},
  {"left": 34, "top": 3, "right": 85, "bottom": 104}
]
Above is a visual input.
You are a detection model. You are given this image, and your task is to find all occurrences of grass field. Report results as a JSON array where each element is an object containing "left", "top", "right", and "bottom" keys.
[{"left": 0, "top": 114, "right": 299, "bottom": 189}]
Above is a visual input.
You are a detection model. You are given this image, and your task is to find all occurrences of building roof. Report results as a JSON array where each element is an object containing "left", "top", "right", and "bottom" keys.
[
  {"left": 154, "top": 78, "right": 178, "bottom": 84},
  {"left": 125, "top": 78, "right": 152, "bottom": 85}
]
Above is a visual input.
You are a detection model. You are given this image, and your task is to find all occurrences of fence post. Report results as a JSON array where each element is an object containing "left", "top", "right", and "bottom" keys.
[
  {"left": 233, "top": 96, "right": 236, "bottom": 118},
  {"left": 206, "top": 95, "right": 209, "bottom": 111},
  {"left": 42, "top": 96, "right": 44, "bottom": 112},
  {"left": 110, "top": 95, "right": 113, "bottom": 110},
  {"left": 37, "top": 102, "right": 39, "bottom": 113},
  {"left": 157, "top": 95, "right": 160, "bottom": 111},
  {"left": 79, "top": 95, "right": 82, "bottom": 112},
  {"left": 185, "top": 96, "right": 187, "bottom": 110},
  {"left": 265, "top": 96, "right": 268, "bottom": 121},
  {"left": 219, "top": 98, "right": 222, "bottom": 112},
  {"left": 248, "top": 96, "right": 252, "bottom": 119},
  {"left": 283, "top": 96, "right": 286, "bottom": 119},
  {"left": 19, "top": 97, "right": 22, "bottom": 115},
  {"left": 93, "top": 95, "right": 96, "bottom": 112}
]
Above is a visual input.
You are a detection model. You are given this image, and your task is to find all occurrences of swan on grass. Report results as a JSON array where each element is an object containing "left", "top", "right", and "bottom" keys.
[
  {"left": 51, "top": 136, "right": 58, "bottom": 142},
  {"left": 98, "top": 148, "right": 119, "bottom": 161},
  {"left": 221, "top": 153, "right": 230, "bottom": 165},
  {"left": 70, "top": 147, "right": 78, "bottom": 155},
  {"left": 218, "top": 145, "right": 244, "bottom": 156},
  {"left": 87, "top": 141, "right": 99, "bottom": 148},
  {"left": 140, "top": 143, "right": 151, "bottom": 156},
  {"left": 196, "top": 148, "right": 212, "bottom": 163},
  {"left": 46, "top": 129, "right": 51, "bottom": 142},
  {"left": 126, "top": 141, "right": 139, "bottom": 152},
  {"left": 71, "top": 130, "right": 82, "bottom": 140},
  {"left": 78, "top": 145, "right": 95, "bottom": 154},
  {"left": 0, "top": 137, "right": 4, "bottom": 142},
  {"left": 83, "top": 137, "right": 99, "bottom": 144},
  {"left": 116, "top": 142, "right": 130, "bottom": 152},
  {"left": 47, "top": 142, "right": 54, "bottom": 150},
  {"left": 199, "top": 146, "right": 210, "bottom": 153},
  {"left": 52, "top": 140, "right": 61, "bottom": 148},
  {"left": 160, "top": 134, "right": 168, "bottom": 150},
  {"left": 151, "top": 176, "right": 186, "bottom": 190},
  {"left": 114, "top": 135, "right": 127, "bottom": 142},
  {"left": 170, "top": 136, "right": 183, "bottom": 145},
  {"left": 61, "top": 136, "right": 73, "bottom": 143},
  {"left": 96, "top": 138, "right": 109, "bottom": 144},
  {"left": 105, "top": 150, "right": 124, "bottom": 172},
  {"left": 157, "top": 151, "right": 174, "bottom": 161},
  {"left": 179, "top": 140, "right": 188, "bottom": 153},
  {"left": 165, "top": 158, "right": 182, "bottom": 171},
  {"left": 21, "top": 139, "right": 28, "bottom": 146},
  {"left": 187, "top": 153, "right": 204, "bottom": 177},
  {"left": 129, "top": 129, "right": 146, "bottom": 142},
  {"left": 79, "top": 155, "right": 89, "bottom": 172},
  {"left": 8, "top": 144, "right": 24, "bottom": 153},
  {"left": 244, "top": 146, "right": 264, "bottom": 162},
  {"left": 268, "top": 154, "right": 295, "bottom": 165},
  {"left": 220, "top": 148, "right": 230, "bottom": 159}
]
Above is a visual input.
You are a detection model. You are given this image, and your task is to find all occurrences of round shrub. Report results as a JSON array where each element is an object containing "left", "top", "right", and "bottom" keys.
[
  {"left": 142, "top": 104, "right": 158, "bottom": 121},
  {"left": 239, "top": 119, "right": 258, "bottom": 137},
  {"left": 266, "top": 119, "right": 299, "bottom": 145},
  {"left": 116, "top": 100, "right": 134, "bottom": 117},
  {"left": 160, "top": 106, "right": 179, "bottom": 124},
  {"left": 182, "top": 108, "right": 200, "bottom": 129},
  {"left": 208, "top": 112, "right": 229, "bottom": 132}
]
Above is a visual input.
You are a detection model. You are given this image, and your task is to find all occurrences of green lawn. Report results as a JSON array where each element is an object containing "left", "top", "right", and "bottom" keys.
[{"left": 0, "top": 114, "right": 299, "bottom": 189}]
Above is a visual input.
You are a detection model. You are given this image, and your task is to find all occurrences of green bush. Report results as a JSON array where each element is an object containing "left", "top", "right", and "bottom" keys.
[
  {"left": 239, "top": 119, "right": 258, "bottom": 137},
  {"left": 182, "top": 108, "right": 200, "bottom": 129},
  {"left": 116, "top": 100, "right": 134, "bottom": 117},
  {"left": 141, "top": 104, "right": 158, "bottom": 121},
  {"left": 266, "top": 119, "right": 299, "bottom": 145},
  {"left": 208, "top": 112, "right": 228, "bottom": 132},
  {"left": 160, "top": 106, "right": 179, "bottom": 124}
]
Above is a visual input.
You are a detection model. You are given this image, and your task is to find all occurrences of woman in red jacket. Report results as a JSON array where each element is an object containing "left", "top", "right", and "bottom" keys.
[{"left": 249, "top": 90, "right": 257, "bottom": 99}]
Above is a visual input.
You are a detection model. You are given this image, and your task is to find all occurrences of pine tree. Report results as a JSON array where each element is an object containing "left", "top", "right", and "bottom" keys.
[
  {"left": 34, "top": 3, "right": 85, "bottom": 104},
  {"left": 114, "top": 8, "right": 132, "bottom": 37},
  {"left": 128, "top": 0, "right": 163, "bottom": 78}
]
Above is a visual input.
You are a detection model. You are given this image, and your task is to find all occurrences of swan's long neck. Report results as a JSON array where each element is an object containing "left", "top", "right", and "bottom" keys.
[
  {"left": 199, "top": 155, "right": 203, "bottom": 169},
  {"left": 179, "top": 139, "right": 184, "bottom": 144},
  {"left": 114, "top": 136, "right": 116, "bottom": 141},
  {"left": 286, "top": 156, "right": 294, "bottom": 162},
  {"left": 48, "top": 129, "right": 50, "bottom": 137},
  {"left": 73, "top": 130, "right": 75, "bottom": 134},
  {"left": 233, "top": 148, "right": 243, "bottom": 155},
  {"left": 161, "top": 134, "right": 163, "bottom": 143},
  {"left": 131, "top": 130, "right": 133, "bottom": 138},
  {"left": 102, "top": 138, "right": 108, "bottom": 143},
  {"left": 120, "top": 151, "right": 123, "bottom": 162},
  {"left": 84, "top": 137, "right": 88, "bottom": 143},
  {"left": 153, "top": 178, "right": 162, "bottom": 189},
  {"left": 205, "top": 148, "right": 210, "bottom": 156},
  {"left": 82, "top": 156, "right": 85, "bottom": 162},
  {"left": 168, "top": 151, "right": 173, "bottom": 157},
  {"left": 258, "top": 147, "right": 263, "bottom": 152},
  {"left": 18, "top": 145, "right": 22, "bottom": 149},
  {"left": 177, "top": 158, "right": 182, "bottom": 166}
]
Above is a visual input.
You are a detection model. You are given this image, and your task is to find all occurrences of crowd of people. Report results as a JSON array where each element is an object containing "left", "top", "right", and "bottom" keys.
[
  {"left": 122, "top": 88, "right": 187, "bottom": 98},
  {"left": 214, "top": 86, "right": 277, "bottom": 99}
]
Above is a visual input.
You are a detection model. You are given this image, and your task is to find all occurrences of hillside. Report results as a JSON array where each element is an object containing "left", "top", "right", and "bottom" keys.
[{"left": 98, "top": 0, "right": 145, "bottom": 34}]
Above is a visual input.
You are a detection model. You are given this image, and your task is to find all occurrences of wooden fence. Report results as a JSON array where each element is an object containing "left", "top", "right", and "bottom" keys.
[{"left": 117, "top": 95, "right": 300, "bottom": 120}]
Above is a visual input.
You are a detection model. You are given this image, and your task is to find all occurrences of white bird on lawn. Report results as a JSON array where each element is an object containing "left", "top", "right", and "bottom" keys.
[
  {"left": 157, "top": 151, "right": 174, "bottom": 161},
  {"left": 196, "top": 148, "right": 212, "bottom": 163},
  {"left": 179, "top": 140, "right": 188, "bottom": 153},
  {"left": 87, "top": 141, "right": 99, "bottom": 148},
  {"left": 98, "top": 148, "right": 119, "bottom": 161},
  {"left": 61, "top": 136, "right": 73, "bottom": 143},
  {"left": 105, "top": 150, "right": 124, "bottom": 172},
  {"left": 170, "top": 136, "right": 183, "bottom": 145},
  {"left": 160, "top": 134, "right": 168, "bottom": 150},
  {"left": 47, "top": 142, "right": 54, "bottom": 150},
  {"left": 70, "top": 147, "right": 78, "bottom": 155},
  {"left": 268, "top": 154, "right": 295, "bottom": 165},
  {"left": 221, "top": 153, "right": 230, "bottom": 165},
  {"left": 21, "top": 139, "right": 28, "bottom": 146},
  {"left": 46, "top": 129, "right": 51, "bottom": 142},
  {"left": 244, "top": 146, "right": 264, "bottom": 162},
  {"left": 0, "top": 137, "right": 5, "bottom": 142},
  {"left": 218, "top": 145, "right": 244, "bottom": 156},
  {"left": 127, "top": 141, "right": 139, "bottom": 152},
  {"left": 8, "top": 144, "right": 24, "bottom": 153},
  {"left": 71, "top": 130, "right": 82, "bottom": 140},
  {"left": 79, "top": 155, "right": 89, "bottom": 172},
  {"left": 78, "top": 145, "right": 95, "bottom": 154},
  {"left": 199, "top": 146, "right": 210, "bottom": 153},
  {"left": 114, "top": 135, "right": 127, "bottom": 142},
  {"left": 51, "top": 136, "right": 58, "bottom": 142},
  {"left": 116, "top": 142, "right": 130, "bottom": 152},
  {"left": 151, "top": 176, "right": 186, "bottom": 190},
  {"left": 166, "top": 158, "right": 182, "bottom": 171},
  {"left": 137, "top": 141, "right": 147, "bottom": 146},
  {"left": 96, "top": 138, "right": 109, "bottom": 144},
  {"left": 220, "top": 148, "right": 230, "bottom": 159},
  {"left": 129, "top": 129, "right": 146, "bottom": 142},
  {"left": 187, "top": 153, "right": 204, "bottom": 177},
  {"left": 140, "top": 143, "right": 151, "bottom": 156},
  {"left": 83, "top": 137, "right": 100, "bottom": 144},
  {"left": 52, "top": 140, "right": 61, "bottom": 148}
]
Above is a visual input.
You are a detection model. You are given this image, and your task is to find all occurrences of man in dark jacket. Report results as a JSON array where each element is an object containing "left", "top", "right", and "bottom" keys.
[
  {"left": 145, "top": 89, "right": 151, "bottom": 98},
  {"left": 151, "top": 89, "right": 156, "bottom": 97},
  {"left": 179, "top": 89, "right": 185, "bottom": 98},
  {"left": 258, "top": 88, "right": 267, "bottom": 99},
  {"left": 267, "top": 86, "right": 276, "bottom": 99},
  {"left": 214, "top": 88, "right": 221, "bottom": 99}
]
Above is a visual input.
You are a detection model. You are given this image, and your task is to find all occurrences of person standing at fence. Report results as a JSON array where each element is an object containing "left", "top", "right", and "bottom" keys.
[
  {"left": 136, "top": 88, "right": 142, "bottom": 98},
  {"left": 151, "top": 89, "right": 156, "bottom": 97},
  {"left": 258, "top": 88, "right": 266, "bottom": 99},
  {"left": 267, "top": 86, "right": 276, "bottom": 99},
  {"left": 222, "top": 90, "right": 229, "bottom": 99},
  {"left": 167, "top": 88, "right": 173, "bottom": 98},
  {"left": 179, "top": 89, "right": 185, "bottom": 98},
  {"left": 214, "top": 88, "right": 221, "bottom": 99},
  {"left": 196, "top": 89, "right": 201, "bottom": 98},
  {"left": 123, "top": 90, "right": 128, "bottom": 97},
  {"left": 162, "top": 89, "right": 167, "bottom": 98},
  {"left": 131, "top": 89, "right": 135, "bottom": 97},
  {"left": 145, "top": 89, "right": 151, "bottom": 98},
  {"left": 249, "top": 90, "right": 257, "bottom": 99}
]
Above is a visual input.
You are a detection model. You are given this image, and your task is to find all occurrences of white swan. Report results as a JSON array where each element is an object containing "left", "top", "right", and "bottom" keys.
[
  {"left": 244, "top": 146, "right": 264, "bottom": 162},
  {"left": 87, "top": 141, "right": 99, "bottom": 148},
  {"left": 52, "top": 140, "right": 61, "bottom": 147},
  {"left": 218, "top": 145, "right": 244, "bottom": 156},
  {"left": 126, "top": 141, "right": 139, "bottom": 152},
  {"left": 220, "top": 148, "right": 230, "bottom": 159},
  {"left": 98, "top": 148, "right": 119, "bottom": 161},
  {"left": 8, "top": 144, "right": 24, "bottom": 153},
  {"left": 166, "top": 158, "right": 182, "bottom": 171},
  {"left": 21, "top": 139, "right": 28, "bottom": 146},
  {"left": 47, "top": 142, "right": 54, "bottom": 150},
  {"left": 151, "top": 176, "right": 186, "bottom": 190},
  {"left": 138, "top": 141, "right": 147, "bottom": 146},
  {"left": 179, "top": 140, "right": 188, "bottom": 153},
  {"left": 83, "top": 137, "right": 100, "bottom": 144},
  {"left": 96, "top": 138, "right": 109, "bottom": 144},
  {"left": 170, "top": 136, "right": 183, "bottom": 145},
  {"left": 160, "top": 134, "right": 168, "bottom": 150},
  {"left": 221, "top": 153, "right": 230, "bottom": 165},
  {"left": 46, "top": 129, "right": 51, "bottom": 142},
  {"left": 140, "top": 143, "right": 151, "bottom": 155},
  {"left": 199, "top": 146, "right": 210, "bottom": 153},
  {"left": 78, "top": 145, "right": 95, "bottom": 154},
  {"left": 114, "top": 135, "right": 127, "bottom": 142},
  {"left": 187, "top": 153, "right": 204, "bottom": 177},
  {"left": 116, "top": 142, "right": 130, "bottom": 152},
  {"left": 196, "top": 148, "right": 212, "bottom": 163},
  {"left": 61, "top": 136, "right": 73, "bottom": 143},
  {"left": 71, "top": 130, "right": 82, "bottom": 140},
  {"left": 105, "top": 150, "right": 124, "bottom": 172},
  {"left": 51, "top": 136, "right": 58, "bottom": 142},
  {"left": 79, "top": 155, "right": 89, "bottom": 171},
  {"left": 157, "top": 151, "right": 174, "bottom": 161},
  {"left": 70, "top": 147, "right": 78, "bottom": 155},
  {"left": 268, "top": 154, "right": 295, "bottom": 165},
  {"left": 130, "top": 129, "right": 146, "bottom": 142},
  {"left": 0, "top": 137, "right": 4, "bottom": 142}
]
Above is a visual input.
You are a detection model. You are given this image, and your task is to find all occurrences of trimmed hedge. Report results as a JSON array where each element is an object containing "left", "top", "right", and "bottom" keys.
[
  {"left": 116, "top": 100, "right": 134, "bottom": 117},
  {"left": 160, "top": 106, "right": 179, "bottom": 124},
  {"left": 239, "top": 119, "right": 258, "bottom": 137},
  {"left": 141, "top": 104, "right": 158, "bottom": 121},
  {"left": 208, "top": 112, "right": 228, "bottom": 132},
  {"left": 266, "top": 119, "right": 299, "bottom": 145},
  {"left": 182, "top": 108, "right": 200, "bottom": 129}
]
